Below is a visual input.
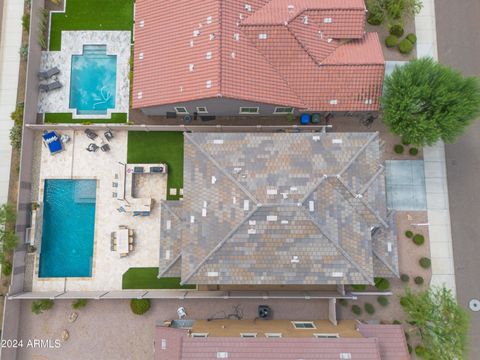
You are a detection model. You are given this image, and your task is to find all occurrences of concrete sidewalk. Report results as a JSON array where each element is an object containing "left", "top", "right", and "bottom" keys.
[
  {"left": 414, "top": 0, "right": 456, "bottom": 294},
  {"left": 0, "top": 0, "right": 24, "bottom": 204}
]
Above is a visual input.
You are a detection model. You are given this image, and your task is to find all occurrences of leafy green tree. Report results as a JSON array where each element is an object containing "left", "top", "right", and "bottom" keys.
[
  {"left": 0, "top": 204, "right": 18, "bottom": 256},
  {"left": 382, "top": 58, "right": 480, "bottom": 146},
  {"left": 400, "top": 286, "right": 469, "bottom": 360},
  {"left": 367, "top": 0, "right": 422, "bottom": 24}
]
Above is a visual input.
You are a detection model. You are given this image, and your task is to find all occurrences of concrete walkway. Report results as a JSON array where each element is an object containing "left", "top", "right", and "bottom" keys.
[
  {"left": 0, "top": 0, "right": 24, "bottom": 204},
  {"left": 414, "top": 0, "right": 457, "bottom": 294}
]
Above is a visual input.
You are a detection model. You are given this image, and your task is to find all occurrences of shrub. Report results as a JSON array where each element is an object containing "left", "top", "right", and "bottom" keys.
[
  {"left": 405, "top": 230, "right": 413, "bottom": 238},
  {"left": 399, "top": 38, "right": 414, "bottom": 54},
  {"left": 9, "top": 122, "right": 22, "bottom": 150},
  {"left": 406, "top": 33, "right": 417, "bottom": 44},
  {"left": 419, "top": 257, "right": 432, "bottom": 268},
  {"left": 11, "top": 103, "right": 24, "bottom": 124},
  {"left": 351, "top": 284, "right": 367, "bottom": 291},
  {"left": 400, "top": 274, "right": 410, "bottom": 282},
  {"left": 338, "top": 298, "right": 348, "bottom": 307},
  {"left": 394, "top": 144, "right": 404, "bottom": 154},
  {"left": 385, "top": 35, "right": 398, "bottom": 48},
  {"left": 407, "top": 344, "right": 413, "bottom": 354},
  {"left": 19, "top": 45, "right": 28, "bottom": 61},
  {"left": 31, "top": 299, "right": 54, "bottom": 315},
  {"left": 413, "top": 234, "right": 425, "bottom": 245},
  {"left": 351, "top": 305, "right": 362, "bottom": 316},
  {"left": 364, "top": 303, "right": 375, "bottom": 314},
  {"left": 377, "top": 296, "right": 389, "bottom": 307},
  {"left": 401, "top": 138, "right": 411, "bottom": 146},
  {"left": 389, "top": 24, "right": 404, "bottom": 37},
  {"left": 393, "top": 319, "right": 401, "bottom": 325},
  {"left": 130, "top": 299, "right": 151, "bottom": 315},
  {"left": 409, "top": 147, "right": 419, "bottom": 156},
  {"left": 374, "top": 277, "right": 390, "bottom": 291},
  {"left": 2, "top": 261, "right": 12, "bottom": 276},
  {"left": 22, "top": 13, "right": 30, "bottom": 33},
  {"left": 367, "top": 10, "right": 384, "bottom": 25},
  {"left": 414, "top": 276, "right": 424, "bottom": 285},
  {"left": 415, "top": 345, "right": 427, "bottom": 357},
  {"left": 72, "top": 299, "right": 88, "bottom": 310}
]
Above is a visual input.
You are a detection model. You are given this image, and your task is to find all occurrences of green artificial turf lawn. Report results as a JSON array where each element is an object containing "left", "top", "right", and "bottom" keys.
[
  {"left": 127, "top": 132, "right": 184, "bottom": 200},
  {"left": 49, "top": 0, "right": 134, "bottom": 51},
  {"left": 44, "top": 112, "right": 127, "bottom": 124},
  {"left": 122, "top": 268, "right": 195, "bottom": 289}
]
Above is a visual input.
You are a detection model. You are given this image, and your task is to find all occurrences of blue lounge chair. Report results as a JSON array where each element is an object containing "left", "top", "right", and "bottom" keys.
[{"left": 42, "top": 131, "right": 63, "bottom": 155}]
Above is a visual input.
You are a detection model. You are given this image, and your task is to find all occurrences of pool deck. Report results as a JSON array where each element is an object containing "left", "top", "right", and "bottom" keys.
[
  {"left": 32, "top": 130, "right": 166, "bottom": 291},
  {"left": 37, "top": 31, "right": 131, "bottom": 119}
]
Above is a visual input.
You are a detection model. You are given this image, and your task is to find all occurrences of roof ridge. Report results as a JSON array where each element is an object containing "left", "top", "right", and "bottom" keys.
[
  {"left": 338, "top": 132, "right": 379, "bottom": 176},
  {"left": 359, "top": 164, "right": 384, "bottom": 195},
  {"left": 158, "top": 253, "right": 182, "bottom": 278},
  {"left": 302, "top": 206, "right": 374, "bottom": 284},
  {"left": 373, "top": 249, "right": 400, "bottom": 277},
  {"left": 180, "top": 206, "right": 259, "bottom": 285},
  {"left": 184, "top": 133, "right": 258, "bottom": 204}
]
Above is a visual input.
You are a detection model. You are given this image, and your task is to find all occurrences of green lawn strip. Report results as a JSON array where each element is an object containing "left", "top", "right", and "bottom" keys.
[
  {"left": 122, "top": 268, "right": 195, "bottom": 289},
  {"left": 49, "top": 0, "right": 134, "bottom": 51},
  {"left": 127, "top": 132, "right": 184, "bottom": 200},
  {"left": 44, "top": 112, "right": 127, "bottom": 124}
]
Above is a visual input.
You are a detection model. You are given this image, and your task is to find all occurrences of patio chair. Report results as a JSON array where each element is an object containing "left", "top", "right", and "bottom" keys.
[
  {"left": 86, "top": 143, "right": 99, "bottom": 152},
  {"left": 120, "top": 253, "right": 127, "bottom": 258},
  {"left": 38, "top": 66, "right": 60, "bottom": 80},
  {"left": 129, "top": 238, "right": 134, "bottom": 245},
  {"left": 39, "top": 81, "right": 62, "bottom": 92},
  {"left": 129, "top": 244, "right": 133, "bottom": 251},
  {"left": 101, "top": 144, "right": 111, "bottom": 152},
  {"left": 128, "top": 229, "right": 134, "bottom": 236},
  {"left": 104, "top": 129, "right": 114, "bottom": 142},
  {"left": 112, "top": 192, "right": 117, "bottom": 198},
  {"left": 111, "top": 232, "right": 116, "bottom": 240},
  {"left": 42, "top": 131, "right": 64, "bottom": 155},
  {"left": 84, "top": 128, "right": 98, "bottom": 140},
  {"left": 119, "top": 225, "right": 128, "bottom": 229}
]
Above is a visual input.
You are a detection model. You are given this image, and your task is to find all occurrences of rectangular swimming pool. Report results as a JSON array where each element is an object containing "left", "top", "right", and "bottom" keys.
[
  {"left": 69, "top": 44, "right": 117, "bottom": 115},
  {"left": 39, "top": 179, "right": 96, "bottom": 278}
]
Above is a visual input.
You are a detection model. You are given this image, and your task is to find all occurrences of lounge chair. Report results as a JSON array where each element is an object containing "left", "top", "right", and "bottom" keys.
[
  {"left": 86, "top": 143, "right": 99, "bottom": 152},
  {"left": 101, "top": 144, "right": 111, "bottom": 152},
  {"left": 104, "top": 129, "right": 114, "bottom": 142},
  {"left": 128, "top": 229, "right": 134, "bottom": 236},
  {"left": 119, "top": 225, "right": 127, "bottom": 229},
  {"left": 39, "top": 81, "right": 62, "bottom": 92},
  {"left": 84, "top": 128, "right": 98, "bottom": 140},
  {"left": 133, "top": 166, "right": 144, "bottom": 173},
  {"left": 38, "top": 66, "right": 60, "bottom": 80},
  {"left": 42, "top": 131, "right": 64, "bottom": 155},
  {"left": 128, "top": 244, "right": 133, "bottom": 251}
]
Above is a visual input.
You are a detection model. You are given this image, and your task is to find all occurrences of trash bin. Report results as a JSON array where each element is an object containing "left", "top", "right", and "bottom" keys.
[
  {"left": 311, "top": 113, "right": 321, "bottom": 124},
  {"left": 300, "top": 113, "right": 311, "bottom": 125}
]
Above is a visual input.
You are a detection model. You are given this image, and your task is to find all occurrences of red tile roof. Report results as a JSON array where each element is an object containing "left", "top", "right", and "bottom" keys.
[
  {"left": 155, "top": 326, "right": 384, "bottom": 360},
  {"left": 133, "top": 0, "right": 384, "bottom": 112},
  {"left": 358, "top": 324, "right": 410, "bottom": 360}
]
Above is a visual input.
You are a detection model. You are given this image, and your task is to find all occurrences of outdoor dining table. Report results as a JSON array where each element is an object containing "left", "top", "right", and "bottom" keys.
[{"left": 117, "top": 229, "right": 129, "bottom": 255}]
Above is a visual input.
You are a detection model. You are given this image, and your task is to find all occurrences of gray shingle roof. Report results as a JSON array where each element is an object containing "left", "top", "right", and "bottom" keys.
[{"left": 159, "top": 132, "right": 399, "bottom": 285}]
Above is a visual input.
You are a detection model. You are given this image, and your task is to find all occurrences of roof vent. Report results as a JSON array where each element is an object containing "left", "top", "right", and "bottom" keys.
[
  {"left": 202, "top": 208, "right": 207, "bottom": 217},
  {"left": 287, "top": 4, "right": 295, "bottom": 12},
  {"left": 161, "top": 339, "right": 167, "bottom": 350},
  {"left": 189, "top": 64, "right": 195, "bottom": 72},
  {"left": 233, "top": 33, "right": 240, "bottom": 41},
  {"left": 206, "top": 52, "right": 212, "bottom": 60},
  {"left": 139, "top": 20, "right": 145, "bottom": 28},
  {"left": 139, "top": 52, "right": 144, "bottom": 60},
  {"left": 190, "top": 40, "right": 194, "bottom": 47},
  {"left": 244, "top": 4, "right": 252, "bottom": 11},
  {"left": 165, "top": 250, "right": 171, "bottom": 260},
  {"left": 166, "top": 220, "right": 171, "bottom": 230},
  {"left": 206, "top": 80, "right": 212, "bottom": 88},
  {"left": 213, "top": 139, "right": 224, "bottom": 144},
  {"left": 259, "top": 33, "right": 268, "bottom": 40},
  {"left": 267, "top": 189, "right": 278, "bottom": 195},
  {"left": 193, "top": 30, "right": 200, "bottom": 37},
  {"left": 332, "top": 272, "right": 344, "bottom": 277},
  {"left": 137, "top": 92, "right": 143, "bottom": 99},
  {"left": 332, "top": 138, "right": 343, "bottom": 144},
  {"left": 248, "top": 228, "right": 257, "bottom": 235},
  {"left": 208, "top": 272, "right": 219, "bottom": 277},
  {"left": 267, "top": 215, "right": 278, "bottom": 222},
  {"left": 303, "top": 16, "right": 309, "bottom": 24},
  {"left": 309, "top": 201, "right": 315, "bottom": 212},
  {"left": 249, "top": 220, "right": 256, "bottom": 225},
  {"left": 387, "top": 242, "right": 393, "bottom": 252},
  {"left": 312, "top": 135, "right": 320, "bottom": 142},
  {"left": 209, "top": 33, "right": 215, "bottom": 41},
  {"left": 339, "top": 353, "right": 352, "bottom": 360},
  {"left": 327, "top": 38, "right": 333, "bottom": 43},
  {"left": 207, "top": 16, "right": 213, "bottom": 24},
  {"left": 324, "top": 17, "right": 333, "bottom": 23},
  {"left": 244, "top": 200, "right": 250, "bottom": 211},
  {"left": 217, "top": 352, "right": 229, "bottom": 359},
  {"left": 281, "top": 220, "right": 289, "bottom": 225},
  {"left": 365, "top": 99, "right": 373, "bottom": 105},
  {"left": 291, "top": 255, "right": 300, "bottom": 263},
  {"left": 190, "top": 215, "right": 195, "bottom": 223},
  {"left": 211, "top": 176, "right": 217, "bottom": 184},
  {"left": 231, "top": 52, "right": 236, "bottom": 58},
  {"left": 329, "top": 99, "right": 338, "bottom": 105}
]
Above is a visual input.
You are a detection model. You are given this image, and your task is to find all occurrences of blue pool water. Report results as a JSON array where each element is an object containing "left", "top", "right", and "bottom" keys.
[
  {"left": 39, "top": 180, "right": 96, "bottom": 278},
  {"left": 69, "top": 44, "right": 117, "bottom": 115}
]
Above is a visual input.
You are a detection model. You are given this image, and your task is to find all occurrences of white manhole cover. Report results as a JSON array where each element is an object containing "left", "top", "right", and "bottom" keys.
[{"left": 469, "top": 299, "right": 480, "bottom": 311}]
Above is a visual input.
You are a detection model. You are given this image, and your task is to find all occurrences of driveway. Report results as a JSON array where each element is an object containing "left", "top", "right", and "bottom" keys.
[
  {"left": 15, "top": 298, "right": 328, "bottom": 360},
  {"left": 435, "top": 0, "right": 480, "bottom": 358}
]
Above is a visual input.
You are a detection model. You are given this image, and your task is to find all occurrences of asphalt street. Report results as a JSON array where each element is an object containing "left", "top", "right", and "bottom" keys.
[{"left": 435, "top": 0, "right": 480, "bottom": 358}]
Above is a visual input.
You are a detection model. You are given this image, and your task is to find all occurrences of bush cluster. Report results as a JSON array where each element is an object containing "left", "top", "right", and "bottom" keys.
[
  {"left": 385, "top": 35, "right": 398, "bottom": 48},
  {"left": 399, "top": 38, "right": 414, "bottom": 54},
  {"left": 130, "top": 299, "right": 151, "bottom": 315},
  {"left": 400, "top": 274, "right": 410, "bottom": 283},
  {"left": 413, "top": 234, "right": 425, "bottom": 245},
  {"left": 394, "top": 144, "right": 404, "bottom": 154},
  {"left": 374, "top": 277, "right": 390, "bottom": 291},
  {"left": 351, "top": 305, "right": 362, "bottom": 316},
  {"left": 406, "top": 33, "right": 417, "bottom": 44},
  {"left": 377, "top": 296, "right": 389, "bottom": 306},
  {"left": 414, "top": 276, "right": 424, "bottom": 285},
  {"left": 405, "top": 230, "right": 413, "bottom": 238},
  {"left": 419, "top": 257, "right": 431, "bottom": 269},
  {"left": 409, "top": 147, "right": 419, "bottom": 156},
  {"left": 389, "top": 24, "right": 404, "bottom": 37},
  {"left": 364, "top": 303, "right": 375, "bottom": 314}
]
